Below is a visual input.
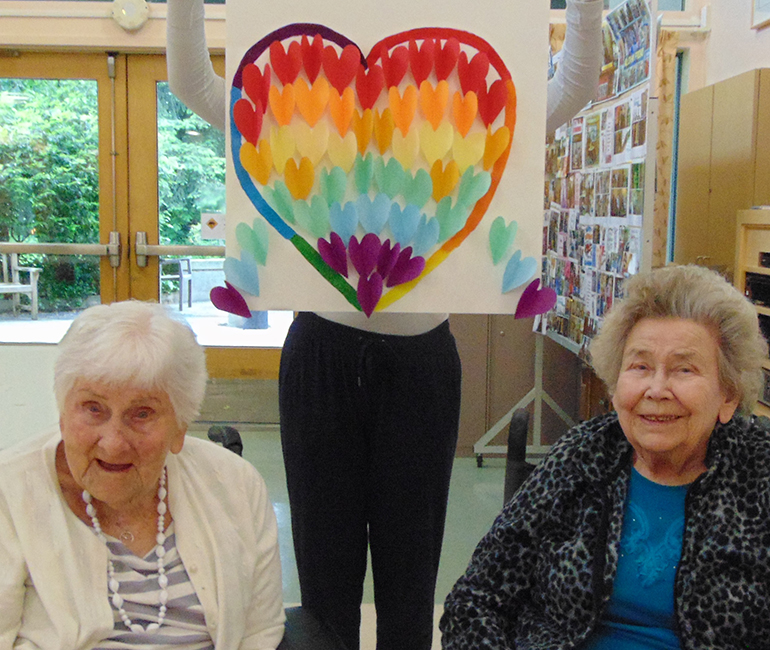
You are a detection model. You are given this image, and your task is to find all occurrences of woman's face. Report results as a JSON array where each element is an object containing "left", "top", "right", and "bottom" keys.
[
  {"left": 612, "top": 317, "right": 739, "bottom": 474},
  {"left": 59, "top": 380, "right": 186, "bottom": 510}
]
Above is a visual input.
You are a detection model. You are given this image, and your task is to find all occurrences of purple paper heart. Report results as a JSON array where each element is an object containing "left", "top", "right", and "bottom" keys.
[
  {"left": 357, "top": 271, "right": 383, "bottom": 317},
  {"left": 514, "top": 279, "right": 557, "bottom": 319},
  {"left": 386, "top": 247, "right": 426, "bottom": 287},
  {"left": 349, "top": 233, "right": 382, "bottom": 278},
  {"left": 377, "top": 240, "right": 401, "bottom": 278},
  {"left": 210, "top": 281, "right": 252, "bottom": 318},
  {"left": 318, "top": 232, "right": 349, "bottom": 277}
]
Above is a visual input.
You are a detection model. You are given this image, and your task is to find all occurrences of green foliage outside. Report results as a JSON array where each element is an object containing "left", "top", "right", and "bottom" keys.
[{"left": 0, "top": 78, "right": 225, "bottom": 313}]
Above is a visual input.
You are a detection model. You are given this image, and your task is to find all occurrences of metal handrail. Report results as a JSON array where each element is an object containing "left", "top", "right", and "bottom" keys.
[
  {"left": 0, "top": 232, "right": 121, "bottom": 267},
  {"left": 134, "top": 232, "right": 225, "bottom": 267}
]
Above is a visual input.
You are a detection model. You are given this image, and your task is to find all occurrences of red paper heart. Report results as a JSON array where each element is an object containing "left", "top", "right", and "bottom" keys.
[
  {"left": 210, "top": 281, "right": 252, "bottom": 318},
  {"left": 233, "top": 98, "right": 262, "bottom": 145},
  {"left": 409, "top": 38, "right": 436, "bottom": 86},
  {"left": 242, "top": 64, "right": 271, "bottom": 114},
  {"left": 378, "top": 45, "right": 409, "bottom": 88},
  {"left": 357, "top": 271, "right": 383, "bottom": 317},
  {"left": 356, "top": 64, "right": 385, "bottom": 111},
  {"left": 435, "top": 38, "right": 460, "bottom": 82},
  {"left": 514, "top": 279, "right": 557, "bottom": 319},
  {"left": 477, "top": 78, "right": 508, "bottom": 127},
  {"left": 301, "top": 34, "right": 324, "bottom": 83},
  {"left": 323, "top": 44, "right": 361, "bottom": 94},
  {"left": 458, "top": 50, "right": 490, "bottom": 96},
  {"left": 386, "top": 247, "right": 426, "bottom": 287},
  {"left": 270, "top": 40, "right": 302, "bottom": 85}
]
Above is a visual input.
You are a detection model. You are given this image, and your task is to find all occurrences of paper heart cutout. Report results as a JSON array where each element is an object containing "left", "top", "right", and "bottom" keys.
[
  {"left": 224, "top": 252, "right": 261, "bottom": 297},
  {"left": 318, "top": 231, "right": 349, "bottom": 277},
  {"left": 231, "top": 24, "right": 516, "bottom": 315},
  {"left": 349, "top": 233, "right": 381, "bottom": 277},
  {"left": 211, "top": 281, "right": 253, "bottom": 319},
  {"left": 502, "top": 249, "right": 537, "bottom": 294},
  {"left": 514, "top": 279, "right": 557, "bottom": 319},
  {"left": 488, "top": 216, "right": 517, "bottom": 266},
  {"left": 236, "top": 219, "right": 269, "bottom": 266}
]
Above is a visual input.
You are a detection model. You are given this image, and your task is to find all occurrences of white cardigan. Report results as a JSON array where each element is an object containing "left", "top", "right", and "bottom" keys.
[{"left": 0, "top": 433, "right": 285, "bottom": 650}]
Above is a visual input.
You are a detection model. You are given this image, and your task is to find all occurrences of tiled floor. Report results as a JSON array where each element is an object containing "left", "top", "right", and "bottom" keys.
[{"left": 188, "top": 425, "right": 507, "bottom": 650}]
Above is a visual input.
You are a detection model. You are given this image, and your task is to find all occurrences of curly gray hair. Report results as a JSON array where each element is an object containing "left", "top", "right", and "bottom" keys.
[{"left": 589, "top": 265, "right": 768, "bottom": 415}]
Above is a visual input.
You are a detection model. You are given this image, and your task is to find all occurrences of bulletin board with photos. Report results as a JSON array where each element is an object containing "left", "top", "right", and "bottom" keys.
[{"left": 540, "top": 0, "right": 654, "bottom": 358}]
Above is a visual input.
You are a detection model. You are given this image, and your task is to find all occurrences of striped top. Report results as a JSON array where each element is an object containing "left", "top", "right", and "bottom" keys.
[{"left": 93, "top": 523, "right": 215, "bottom": 649}]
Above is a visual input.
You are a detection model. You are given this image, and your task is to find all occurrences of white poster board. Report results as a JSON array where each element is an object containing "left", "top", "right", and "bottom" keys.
[{"left": 221, "top": 0, "right": 551, "bottom": 317}]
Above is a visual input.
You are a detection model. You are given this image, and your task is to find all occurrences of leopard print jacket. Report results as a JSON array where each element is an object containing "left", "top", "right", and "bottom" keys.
[{"left": 440, "top": 412, "right": 770, "bottom": 650}]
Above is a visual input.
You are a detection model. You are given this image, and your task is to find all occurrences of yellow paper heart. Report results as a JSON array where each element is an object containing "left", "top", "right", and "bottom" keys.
[
  {"left": 284, "top": 157, "right": 315, "bottom": 200},
  {"left": 392, "top": 128, "right": 420, "bottom": 171},
  {"left": 389, "top": 86, "right": 418, "bottom": 136},
  {"left": 373, "top": 108, "right": 395, "bottom": 155},
  {"left": 351, "top": 108, "right": 373, "bottom": 155},
  {"left": 270, "top": 125, "right": 296, "bottom": 174},
  {"left": 419, "top": 121, "right": 454, "bottom": 167},
  {"left": 294, "top": 77, "right": 330, "bottom": 127},
  {"left": 293, "top": 121, "right": 329, "bottom": 167},
  {"left": 483, "top": 125, "right": 512, "bottom": 171},
  {"left": 268, "top": 84, "right": 296, "bottom": 127},
  {"left": 430, "top": 159, "right": 460, "bottom": 202},
  {"left": 452, "top": 130, "right": 486, "bottom": 174},
  {"left": 419, "top": 80, "right": 449, "bottom": 130},
  {"left": 329, "top": 87, "right": 355, "bottom": 137},
  {"left": 240, "top": 139, "right": 272, "bottom": 186},
  {"left": 452, "top": 91, "right": 478, "bottom": 138},
  {"left": 327, "top": 131, "right": 358, "bottom": 173}
]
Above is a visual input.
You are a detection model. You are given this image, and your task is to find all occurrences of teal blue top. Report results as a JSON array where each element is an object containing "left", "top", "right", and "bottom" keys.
[{"left": 581, "top": 468, "right": 688, "bottom": 650}]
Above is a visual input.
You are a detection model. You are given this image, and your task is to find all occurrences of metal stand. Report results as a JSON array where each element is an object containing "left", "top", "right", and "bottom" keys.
[{"left": 473, "top": 334, "right": 576, "bottom": 467}]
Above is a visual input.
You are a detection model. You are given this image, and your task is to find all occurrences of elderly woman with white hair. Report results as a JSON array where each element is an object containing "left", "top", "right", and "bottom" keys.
[
  {"left": 441, "top": 265, "right": 770, "bottom": 649},
  {"left": 0, "top": 301, "right": 285, "bottom": 649}
]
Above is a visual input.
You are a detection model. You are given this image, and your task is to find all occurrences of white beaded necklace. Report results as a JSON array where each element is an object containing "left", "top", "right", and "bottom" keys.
[{"left": 82, "top": 467, "right": 168, "bottom": 634}]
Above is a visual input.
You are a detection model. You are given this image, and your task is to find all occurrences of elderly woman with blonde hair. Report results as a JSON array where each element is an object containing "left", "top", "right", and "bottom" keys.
[
  {"left": 441, "top": 265, "right": 770, "bottom": 649},
  {"left": 0, "top": 301, "right": 284, "bottom": 649}
]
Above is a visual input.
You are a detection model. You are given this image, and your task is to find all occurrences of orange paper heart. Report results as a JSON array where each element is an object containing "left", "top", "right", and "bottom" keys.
[
  {"left": 452, "top": 91, "right": 478, "bottom": 138},
  {"left": 430, "top": 159, "right": 460, "bottom": 202},
  {"left": 240, "top": 139, "right": 273, "bottom": 186},
  {"left": 483, "top": 125, "right": 511, "bottom": 171},
  {"left": 329, "top": 87, "right": 355, "bottom": 136},
  {"left": 294, "top": 77, "right": 330, "bottom": 127},
  {"left": 373, "top": 108, "right": 395, "bottom": 154},
  {"left": 351, "top": 108, "right": 373, "bottom": 155},
  {"left": 284, "top": 157, "right": 315, "bottom": 200},
  {"left": 388, "top": 86, "right": 418, "bottom": 136},
  {"left": 419, "top": 80, "right": 449, "bottom": 130},
  {"left": 269, "top": 84, "right": 296, "bottom": 127}
]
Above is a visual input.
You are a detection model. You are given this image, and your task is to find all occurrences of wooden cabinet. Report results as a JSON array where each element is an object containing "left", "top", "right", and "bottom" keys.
[
  {"left": 675, "top": 69, "right": 770, "bottom": 278},
  {"left": 734, "top": 207, "right": 770, "bottom": 418}
]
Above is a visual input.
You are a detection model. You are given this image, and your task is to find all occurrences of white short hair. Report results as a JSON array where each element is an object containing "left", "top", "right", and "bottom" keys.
[{"left": 54, "top": 301, "right": 208, "bottom": 427}]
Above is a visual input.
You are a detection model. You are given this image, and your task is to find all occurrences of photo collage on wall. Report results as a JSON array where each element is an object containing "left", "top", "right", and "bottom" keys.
[{"left": 540, "top": 0, "right": 651, "bottom": 358}]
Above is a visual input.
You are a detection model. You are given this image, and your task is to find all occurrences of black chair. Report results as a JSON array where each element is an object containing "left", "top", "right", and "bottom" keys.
[
  {"left": 503, "top": 409, "right": 536, "bottom": 505},
  {"left": 206, "top": 425, "right": 348, "bottom": 650}
]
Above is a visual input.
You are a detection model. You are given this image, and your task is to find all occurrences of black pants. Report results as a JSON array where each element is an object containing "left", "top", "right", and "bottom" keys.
[{"left": 279, "top": 313, "right": 462, "bottom": 650}]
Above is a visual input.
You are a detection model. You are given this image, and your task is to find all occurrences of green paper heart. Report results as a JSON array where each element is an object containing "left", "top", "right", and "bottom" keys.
[
  {"left": 354, "top": 153, "right": 375, "bottom": 196},
  {"left": 489, "top": 216, "right": 517, "bottom": 266},
  {"left": 265, "top": 181, "right": 296, "bottom": 225},
  {"left": 373, "top": 157, "right": 406, "bottom": 200},
  {"left": 293, "top": 195, "right": 330, "bottom": 240},
  {"left": 456, "top": 168, "right": 492, "bottom": 209},
  {"left": 235, "top": 222, "right": 268, "bottom": 267},
  {"left": 436, "top": 196, "right": 470, "bottom": 242},
  {"left": 403, "top": 168, "right": 433, "bottom": 209},
  {"left": 319, "top": 166, "right": 348, "bottom": 208}
]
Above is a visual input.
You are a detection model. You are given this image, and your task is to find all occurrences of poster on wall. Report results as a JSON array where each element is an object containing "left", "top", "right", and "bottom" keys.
[
  {"left": 540, "top": 0, "right": 654, "bottom": 358},
  {"left": 219, "top": 0, "right": 552, "bottom": 317}
]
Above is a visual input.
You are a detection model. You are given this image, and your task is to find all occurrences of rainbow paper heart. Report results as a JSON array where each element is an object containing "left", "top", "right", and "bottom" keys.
[{"left": 231, "top": 24, "right": 515, "bottom": 316}]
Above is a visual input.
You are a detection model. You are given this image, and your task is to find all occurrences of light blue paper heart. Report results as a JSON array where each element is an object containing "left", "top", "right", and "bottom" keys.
[
  {"left": 354, "top": 153, "right": 375, "bottom": 195},
  {"left": 329, "top": 201, "right": 359, "bottom": 244},
  {"left": 403, "top": 168, "right": 433, "bottom": 209},
  {"left": 357, "top": 193, "right": 390, "bottom": 235},
  {"left": 412, "top": 215, "right": 440, "bottom": 257},
  {"left": 374, "top": 157, "right": 406, "bottom": 200},
  {"left": 294, "top": 195, "right": 330, "bottom": 240},
  {"left": 224, "top": 251, "right": 260, "bottom": 297},
  {"left": 319, "top": 166, "right": 348, "bottom": 207},
  {"left": 502, "top": 250, "right": 538, "bottom": 294},
  {"left": 389, "top": 204, "right": 421, "bottom": 247},
  {"left": 456, "top": 168, "right": 492, "bottom": 209}
]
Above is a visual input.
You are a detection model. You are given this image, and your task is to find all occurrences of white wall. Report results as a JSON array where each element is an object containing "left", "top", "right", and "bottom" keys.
[
  {"left": 0, "top": 345, "right": 59, "bottom": 450},
  {"left": 706, "top": 0, "right": 770, "bottom": 85}
]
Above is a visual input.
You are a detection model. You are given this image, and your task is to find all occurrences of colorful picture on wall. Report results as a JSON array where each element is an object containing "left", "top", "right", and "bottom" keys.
[{"left": 223, "top": 0, "right": 551, "bottom": 316}]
